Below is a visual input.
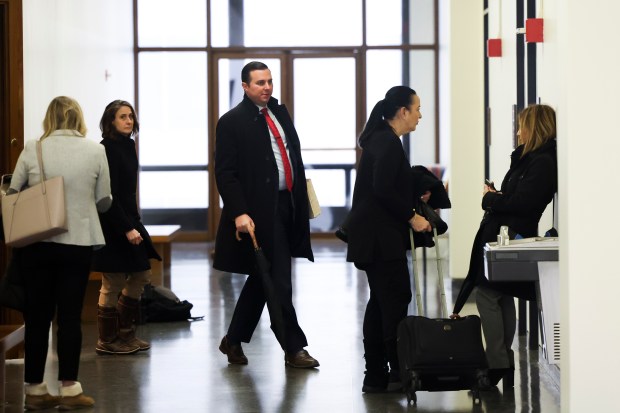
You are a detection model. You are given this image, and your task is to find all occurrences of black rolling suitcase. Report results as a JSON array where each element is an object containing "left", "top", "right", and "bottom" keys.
[{"left": 397, "top": 226, "right": 489, "bottom": 405}]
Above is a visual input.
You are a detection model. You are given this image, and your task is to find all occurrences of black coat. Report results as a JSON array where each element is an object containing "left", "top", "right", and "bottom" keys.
[
  {"left": 92, "top": 134, "right": 160, "bottom": 273},
  {"left": 346, "top": 126, "right": 414, "bottom": 264},
  {"left": 411, "top": 165, "right": 451, "bottom": 210},
  {"left": 411, "top": 165, "right": 451, "bottom": 248},
  {"left": 213, "top": 95, "right": 313, "bottom": 274},
  {"left": 452, "top": 139, "right": 557, "bottom": 314}
]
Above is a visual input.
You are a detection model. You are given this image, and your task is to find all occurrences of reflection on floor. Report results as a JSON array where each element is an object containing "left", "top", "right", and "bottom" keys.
[{"left": 3, "top": 239, "right": 560, "bottom": 412}]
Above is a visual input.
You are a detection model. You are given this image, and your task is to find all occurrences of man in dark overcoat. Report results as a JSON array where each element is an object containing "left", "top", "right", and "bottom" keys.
[{"left": 214, "top": 61, "right": 318, "bottom": 368}]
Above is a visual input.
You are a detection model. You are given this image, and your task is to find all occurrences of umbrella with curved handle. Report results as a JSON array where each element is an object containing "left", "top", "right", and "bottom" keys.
[{"left": 237, "top": 228, "right": 287, "bottom": 350}]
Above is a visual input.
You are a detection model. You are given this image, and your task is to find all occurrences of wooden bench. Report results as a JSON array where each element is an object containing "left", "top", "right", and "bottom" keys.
[
  {"left": 144, "top": 225, "right": 182, "bottom": 288},
  {"left": 0, "top": 324, "right": 25, "bottom": 401},
  {"left": 84, "top": 225, "right": 181, "bottom": 321}
]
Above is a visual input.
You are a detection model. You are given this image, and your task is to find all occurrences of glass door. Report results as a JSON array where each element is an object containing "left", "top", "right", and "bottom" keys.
[{"left": 290, "top": 56, "right": 358, "bottom": 233}]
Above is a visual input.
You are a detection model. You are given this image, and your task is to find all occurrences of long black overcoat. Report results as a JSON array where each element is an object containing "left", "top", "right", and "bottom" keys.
[
  {"left": 92, "top": 134, "right": 160, "bottom": 273},
  {"left": 345, "top": 126, "right": 414, "bottom": 265},
  {"left": 213, "top": 95, "right": 313, "bottom": 274},
  {"left": 452, "top": 139, "right": 557, "bottom": 314}
]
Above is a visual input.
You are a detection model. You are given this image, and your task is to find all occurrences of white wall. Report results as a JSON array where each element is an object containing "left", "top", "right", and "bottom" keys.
[
  {"left": 488, "top": 0, "right": 517, "bottom": 189},
  {"left": 533, "top": 0, "right": 560, "bottom": 232},
  {"left": 556, "top": 1, "right": 620, "bottom": 411},
  {"left": 535, "top": 0, "right": 560, "bottom": 105},
  {"left": 23, "top": 0, "right": 134, "bottom": 143},
  {"left": 440, "top": 0, "right": 485, "bottom": 279}
]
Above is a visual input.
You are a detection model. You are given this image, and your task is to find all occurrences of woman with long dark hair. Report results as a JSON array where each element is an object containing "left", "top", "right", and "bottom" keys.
[
  {"left": 346, "top": 86, "right": 431, "bottom": 393},
  {"left": 92, "top": 100, "right": 161, "bottom": 356}
]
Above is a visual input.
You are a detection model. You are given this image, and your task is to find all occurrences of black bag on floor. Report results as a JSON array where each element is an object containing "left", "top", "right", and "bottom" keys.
[
  {"left": 397, "top": 228, "right": 489, "bottom": 405},
  {"left": 139, "top": 283, "right": 201, "bottom": 323}
]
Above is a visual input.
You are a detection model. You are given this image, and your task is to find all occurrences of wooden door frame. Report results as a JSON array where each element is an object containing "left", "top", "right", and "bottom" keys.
[
  {"left": 0, "top": 0, "right": 24, "bottom": 325},
  {"left": 1, "top": 0, "right": 23, "bottom": 174}
]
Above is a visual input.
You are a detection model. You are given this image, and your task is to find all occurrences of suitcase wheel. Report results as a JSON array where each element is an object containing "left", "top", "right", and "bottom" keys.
[
  {"left": 476, "top": 370, "right": 491, "bottom": 388},
  {"left": 406, "top": 389, "right": 417, "bottom": 405},
  {"left": 405, "top": 376, "right": 420, "bottom": 405},
  {"left": 471, "top": 389, "right": 481, "bottom": 405}
]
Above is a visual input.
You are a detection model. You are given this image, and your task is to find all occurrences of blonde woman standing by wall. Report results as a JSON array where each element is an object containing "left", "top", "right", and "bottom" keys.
[{"left": 451, "top": 104, "right": 558, "bottom": 388}]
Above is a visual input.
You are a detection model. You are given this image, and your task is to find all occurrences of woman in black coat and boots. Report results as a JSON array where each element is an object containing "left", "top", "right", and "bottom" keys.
[
  {"left": 451, "top": 104, "right": 557, "bottom": 387},
  {"left": 92, "top": 100, "right": 161, "bottom": 355},
  {"left": 346, "top": 86, "right": 431, "bottom": 393}
]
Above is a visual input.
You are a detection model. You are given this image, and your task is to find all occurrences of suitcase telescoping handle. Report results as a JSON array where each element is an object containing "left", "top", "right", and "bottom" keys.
[
  {"left": 409, "top": 225, "right": 448, "bottom": 318},
  {"left": 409, "top": 229, "right": 424, "bottom": 317}
]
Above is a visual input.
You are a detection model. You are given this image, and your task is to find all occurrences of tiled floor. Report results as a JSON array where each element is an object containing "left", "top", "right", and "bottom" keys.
[{"left": 3, "top": 239, "right": 560, "bottom": 412}]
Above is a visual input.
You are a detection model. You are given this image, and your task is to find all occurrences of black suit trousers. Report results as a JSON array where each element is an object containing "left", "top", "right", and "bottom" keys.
[{"left": 227, "top": 191, "right": 308, "bottom": 353}]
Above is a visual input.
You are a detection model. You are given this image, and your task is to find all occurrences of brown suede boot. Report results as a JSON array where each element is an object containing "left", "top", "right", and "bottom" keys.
[
  {"left": 96, "top": 305, "right": 140, "bottom": 355},
  {"left": 24, "top": 383, "right": 61, "bottom": 410},
  {"left": 24, "top": 393, "right": 62, "bottom": 410},
  {"left": 118, "top": 295, "right": 151, "bottom": 351},
  {"left": 58, "top": 382, "right": 95, "bottom": 411}
]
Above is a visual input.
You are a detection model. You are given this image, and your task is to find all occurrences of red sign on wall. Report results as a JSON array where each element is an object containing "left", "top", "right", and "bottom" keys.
[
  {"left": 526, "top": 18, "right": 544, "bottom": 43},
  {"left": 487, "top": 39, "right": 502, "bottom": 57}
]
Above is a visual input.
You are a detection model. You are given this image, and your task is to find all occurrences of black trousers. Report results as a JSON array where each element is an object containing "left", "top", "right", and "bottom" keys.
[
  {"left": 21, "top": 242, "right": 92, "bottom": 383},
  {"left": 362, "top": 259, "right": 412, "bottom": 370},
  {"left": 227, "top": 191, "right": 308, "bottom": 353}
]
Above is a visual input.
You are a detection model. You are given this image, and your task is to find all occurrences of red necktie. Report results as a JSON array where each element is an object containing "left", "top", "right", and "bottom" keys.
[{"left": 261, "top": 108, "right": 293, "bottom": 191}]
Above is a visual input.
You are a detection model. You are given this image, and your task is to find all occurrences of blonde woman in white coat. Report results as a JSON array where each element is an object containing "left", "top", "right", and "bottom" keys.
[{"left": 8, "top": 96, "right": 112, "bottom": 411}]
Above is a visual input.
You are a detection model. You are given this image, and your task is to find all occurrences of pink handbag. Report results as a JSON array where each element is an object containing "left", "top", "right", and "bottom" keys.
[{"left": 1, "top": 140, "right": 68, "bottom": 247}]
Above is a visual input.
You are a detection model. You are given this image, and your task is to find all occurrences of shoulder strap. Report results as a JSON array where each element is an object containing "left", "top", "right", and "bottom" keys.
[
  {"left": 35, "top": 140, "right": 48, "bottom": 194},
  {"left": 36, "top": 140, "right": 46, "bottom": 181}
]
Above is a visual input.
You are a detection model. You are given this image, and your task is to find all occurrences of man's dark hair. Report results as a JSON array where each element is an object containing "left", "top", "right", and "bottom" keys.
[{"left": 241, "top": 61, "right": 269, "bottom": 84}]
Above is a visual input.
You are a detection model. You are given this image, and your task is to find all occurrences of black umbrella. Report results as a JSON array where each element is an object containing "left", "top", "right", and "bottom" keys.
[{"left": 243, "top": 228, "right": 287, "bottom": 350}]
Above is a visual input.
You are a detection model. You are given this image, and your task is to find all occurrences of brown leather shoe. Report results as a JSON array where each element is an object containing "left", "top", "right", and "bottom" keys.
[
  {"left": 285, "top": 349, "right": 320, "bottom": 368},
  {"left": 219, "top": 335, "right": 248, "bottom": 365}
]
